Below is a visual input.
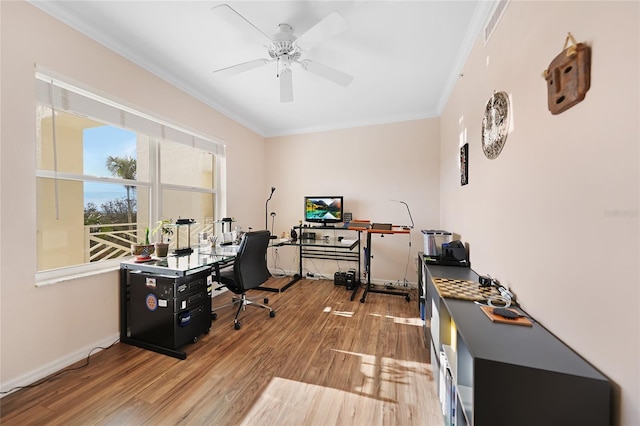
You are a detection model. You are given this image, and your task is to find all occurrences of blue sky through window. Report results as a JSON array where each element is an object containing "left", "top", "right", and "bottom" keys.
[{"left": 83, "top": 125, "right": 137, "bottom": 207}]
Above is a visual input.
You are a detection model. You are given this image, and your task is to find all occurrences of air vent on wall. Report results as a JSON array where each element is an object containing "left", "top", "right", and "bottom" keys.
[{"left": 484, "top": 0, "right": 510, "bottom": 45}]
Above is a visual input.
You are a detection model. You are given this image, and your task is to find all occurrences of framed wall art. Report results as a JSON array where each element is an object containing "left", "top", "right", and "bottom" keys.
[
  {"left": 460, "top": 143, "right": 469, "bottom": 186},
  {"left": 481, "top": 91, "right": 510, "bottom": 159}
]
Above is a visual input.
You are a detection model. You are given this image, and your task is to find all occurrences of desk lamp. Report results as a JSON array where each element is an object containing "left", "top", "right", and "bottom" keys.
[
  {"left": 390, "top": 199, "right": 414, "bottom": 229},
  {"left": 265, "top": 187, "right": 277, "bottom": 239}
]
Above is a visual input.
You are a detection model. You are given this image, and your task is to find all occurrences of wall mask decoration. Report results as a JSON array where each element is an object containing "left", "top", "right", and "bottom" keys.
[
  {"left": 460, "top": 143, "right": 469, "bottom": 186},
  {"left": 481, "top": 91, "right": 510, "bottom": 159},
  {"left": 543, "top": 32, "right": 591, "bottom": 115}
]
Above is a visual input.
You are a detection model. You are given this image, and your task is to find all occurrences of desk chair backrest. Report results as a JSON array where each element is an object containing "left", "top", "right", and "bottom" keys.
[{"left": 229, "top": 230, "right": 271, "bottom": 293}]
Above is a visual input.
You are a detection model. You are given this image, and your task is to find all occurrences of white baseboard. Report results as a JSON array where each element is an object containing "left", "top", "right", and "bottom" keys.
[{"left": 0, "top": 333, "right": 119, "bottom": 398}]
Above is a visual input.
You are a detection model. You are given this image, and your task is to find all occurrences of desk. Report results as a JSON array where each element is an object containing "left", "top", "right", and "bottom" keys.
[
  {"left": 119, "top": 247, "right": 237, "bottom": 359},
  {"left": 278, "top": 227, "right": 363, "bottom": 299},
  {"left": 360, "top": 227, "right": 412, "bottom": 303}
]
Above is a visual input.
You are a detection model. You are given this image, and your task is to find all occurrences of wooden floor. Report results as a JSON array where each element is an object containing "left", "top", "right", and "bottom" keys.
[{"left": 0, "top": 278, "right": 443, "bottom": 425}]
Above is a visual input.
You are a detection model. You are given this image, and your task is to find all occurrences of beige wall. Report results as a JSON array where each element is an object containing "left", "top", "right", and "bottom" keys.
[
  {"left": 440, "top": 2, "right": 639, "bottom": 425},
  {"left": 265, "top": 119, "right": 440, "bottom": 283},
  {"left": 0, "top": 1, "right": 266, "bottom": 390},
  {"left": 2, "top": 1, "right": 638, "bottom": 424}
]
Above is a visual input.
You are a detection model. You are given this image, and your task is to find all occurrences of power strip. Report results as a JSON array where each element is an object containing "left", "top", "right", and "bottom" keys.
[{"left": 306, "top": 273, "right": 327, "bottom": 280}]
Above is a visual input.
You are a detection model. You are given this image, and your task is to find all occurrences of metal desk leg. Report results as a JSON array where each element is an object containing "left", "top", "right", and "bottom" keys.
[
  {"left": 257, "top": 239, "right": 302, "bottom": 292},
  {"left": 360, "top": 232, "right": 411, "bottom": 303}
]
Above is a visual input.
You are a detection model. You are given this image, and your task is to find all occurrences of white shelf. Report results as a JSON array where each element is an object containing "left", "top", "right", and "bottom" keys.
[
  {"left": 431, "top": 300, "right": 440, "bottom": 352},
  {"left": 442, "top": 344, "right": 473, "bottom": 426},
  {"left": 458, "top": 385, "right": 473, "bottom": 425},
  {"left": 443, "top": 344, "right": 457, "bottom": 380}
]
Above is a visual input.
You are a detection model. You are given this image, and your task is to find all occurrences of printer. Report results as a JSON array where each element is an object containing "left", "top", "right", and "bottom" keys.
[{"left": 439, "top": 240, "right": 468, "bottom": 267}]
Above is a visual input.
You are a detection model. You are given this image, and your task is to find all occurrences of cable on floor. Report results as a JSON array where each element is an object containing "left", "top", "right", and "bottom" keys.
[{"left": 0, "top": 339, "right": 120, "bottom": 395}]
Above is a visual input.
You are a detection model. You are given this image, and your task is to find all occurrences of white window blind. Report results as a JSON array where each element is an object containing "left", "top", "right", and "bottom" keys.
[{"left": 35, "top": 72, "right": 225, "bottom": 156}]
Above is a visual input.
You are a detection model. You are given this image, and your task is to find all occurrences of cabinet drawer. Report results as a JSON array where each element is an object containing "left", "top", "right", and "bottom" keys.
[
  {"left": 174, "top": 290, "right": 206, "bottom": 311},
  {"left": 175, "top": 277, "right": 204, "bottom": 296}
]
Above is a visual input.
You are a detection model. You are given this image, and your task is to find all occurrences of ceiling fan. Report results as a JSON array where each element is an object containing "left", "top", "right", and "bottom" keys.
[{"left": 211, "top": 4, "right": 353, "bottom": 103}]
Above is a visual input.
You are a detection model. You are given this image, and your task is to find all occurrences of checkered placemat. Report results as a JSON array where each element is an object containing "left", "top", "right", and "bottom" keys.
[{"left": 431, "top": 277, "right": 500, "bottom": 301}]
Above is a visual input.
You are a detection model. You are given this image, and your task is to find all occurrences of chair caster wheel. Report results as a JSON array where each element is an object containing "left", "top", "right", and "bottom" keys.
[
  {"left": 405, "top": 295, "right": 411, "bottom": 302},
  {"left": 264, "top": 298, "right": 269, "bottom": 304},
  {"left": 360, "top": 297, "right": 365, "bottom": 303},
  {"left": 270, "top": 310, "right": 276, "bottom": 317},
  {"left": 212, "top": 313, "right": 218, "bottom": 320},
  {"left": 234, "top": 322, "right": 241, "bottom": 330}
]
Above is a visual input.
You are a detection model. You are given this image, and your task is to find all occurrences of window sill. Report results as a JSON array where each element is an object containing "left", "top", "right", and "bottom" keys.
[{"left": 36, "top": 261, "right": 121, "bottom": 287}]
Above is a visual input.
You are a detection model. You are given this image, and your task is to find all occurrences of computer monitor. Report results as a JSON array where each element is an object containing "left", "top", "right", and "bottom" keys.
[{"left": 304, "top": 196, "right": 343, "bottom": 225}]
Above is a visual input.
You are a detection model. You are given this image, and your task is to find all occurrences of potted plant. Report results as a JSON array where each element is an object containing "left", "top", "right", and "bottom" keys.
[
  {"left": 151, "top": 218, "right": 173, "bottom": 257},
  {"left": 130, "top": 227, "right": 155, "bottom": 260}
]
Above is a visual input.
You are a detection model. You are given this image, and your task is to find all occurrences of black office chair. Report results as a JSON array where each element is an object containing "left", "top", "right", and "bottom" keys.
[{"left": 212, "top": 230, "right": 275, "bottom": 330}]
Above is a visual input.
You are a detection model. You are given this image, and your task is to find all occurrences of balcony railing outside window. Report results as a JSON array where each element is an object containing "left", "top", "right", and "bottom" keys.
[{"left": 85, "top": 219, "right": 217, "bottom": 262}]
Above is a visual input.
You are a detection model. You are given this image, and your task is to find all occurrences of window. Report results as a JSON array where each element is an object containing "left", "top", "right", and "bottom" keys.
[{"left": 35, "top": 72, "right": 225, "bottom": 283}]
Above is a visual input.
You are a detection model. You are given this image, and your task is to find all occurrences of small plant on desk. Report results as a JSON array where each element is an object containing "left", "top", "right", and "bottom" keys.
[
  {"left": 151, "top": 218, "right": 173, "bottom": 257},
  {"left": 131, "top": 227, "right": 155, "bottom": 259}
]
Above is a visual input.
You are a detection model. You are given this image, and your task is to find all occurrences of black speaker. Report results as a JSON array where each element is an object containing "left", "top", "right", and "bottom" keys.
[
  {"left": 290, "top": 228, "right": 297, "bottom": 241},
  {"left": 335, "top": 269, "right": 356, "bottom": 288},
  {"left": 345, "top": 269, "right": 356, "bottom": 290}
]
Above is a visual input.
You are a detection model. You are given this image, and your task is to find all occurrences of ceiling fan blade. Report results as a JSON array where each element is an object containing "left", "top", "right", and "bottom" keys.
[
  {"left": 211, "top": 4, "right": 273, "bottom": 46},
  {"left": 294, "top": 12, "right": 348, "bottom": 51},
  {"left": 280, "top": 69, "right": 293, "bottom": 103},
  {"left": 301, "top": 60, "right": 353, "bottom": 87},
  {"left": 212, "top": 58, "right": 271, "bottom": 77}
]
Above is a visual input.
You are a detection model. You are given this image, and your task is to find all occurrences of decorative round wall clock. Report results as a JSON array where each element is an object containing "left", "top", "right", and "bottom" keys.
[{"left": 481, "top": 91, "right": 510, "bottom": 159}]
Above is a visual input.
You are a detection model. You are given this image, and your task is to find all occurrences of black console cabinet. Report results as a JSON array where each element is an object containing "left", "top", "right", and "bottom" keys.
[{"left": 418, "top": 254, "right": 611, "bottom": 426}]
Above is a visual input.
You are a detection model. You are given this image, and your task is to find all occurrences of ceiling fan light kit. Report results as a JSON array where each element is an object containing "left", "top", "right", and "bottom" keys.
[
  {"left": 211, "top": 4, "right": 353, "bottom": 103},
  {"left": 268, "top": 24, "right": 299, "bottom": 60}
]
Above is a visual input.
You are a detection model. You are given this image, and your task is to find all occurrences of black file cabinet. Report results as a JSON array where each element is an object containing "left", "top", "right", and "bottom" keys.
[{"left": 121, "top": 267, "right": 212, "bottom": 359}]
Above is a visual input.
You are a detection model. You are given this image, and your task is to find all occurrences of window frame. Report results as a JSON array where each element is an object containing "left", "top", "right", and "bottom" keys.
[{"left": 35, "top": 71, "right": 226, "bottom": 285}]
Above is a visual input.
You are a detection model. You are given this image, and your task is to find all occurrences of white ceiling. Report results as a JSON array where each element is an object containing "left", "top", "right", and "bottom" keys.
[{"left": 29, "top": 1, "right": 494, "bottom": 137}]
